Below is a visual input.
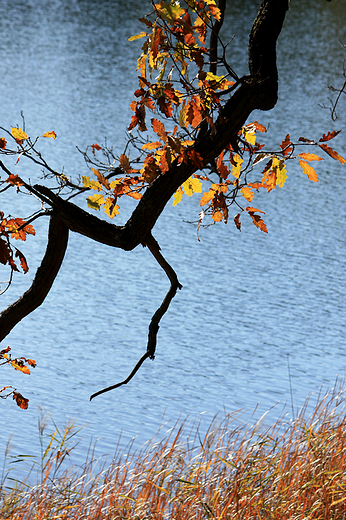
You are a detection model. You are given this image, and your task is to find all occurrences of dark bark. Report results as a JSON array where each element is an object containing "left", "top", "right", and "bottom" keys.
[
  {"left": 0, "top": 213, "right": 69, "bottom": 341},
  {"left": 1, "top": 0, "right": 289, "bottom": 393}
]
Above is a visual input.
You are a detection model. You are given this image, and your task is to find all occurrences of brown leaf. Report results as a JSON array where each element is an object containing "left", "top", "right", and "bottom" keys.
[
  {"left": 319, "top": 130, "right": 341, "bottom": 142},
  {"left": 13, "top": 391, "right": 29, "bottom": 409},
  {"left": 187, "top": 149, "right": 204, "bottom": 169},
  {"left": 319, "top": 143, "right": 346, "bottom": 164},
  {"left": 234, "top": 213, "right": 241, "bottom": 231}
]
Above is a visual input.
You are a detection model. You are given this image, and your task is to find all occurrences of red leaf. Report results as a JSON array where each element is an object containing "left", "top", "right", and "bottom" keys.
[
  {"left": 319, "top": 143, "right": 346, "bottom": 164},
  {"left": 234, "top": 213, "right": 241, "bottom": 231},
  {"left": 0, "top": 137, "right": 7, "bottom": 149},
  {"left": 91, "top": 143, "right": 101, "bottom": 155},
  {"left": 280, "top": 134, "right": 293, "bottom": 157},
  {"left": 187, "top": 149, "right": 204, "bottom": 169},
  {"left": 15, "top": 249, "right": 29, "bottom": 274},
  {"left": 319, "top": 130, "right": 341, "bottom": 142}
]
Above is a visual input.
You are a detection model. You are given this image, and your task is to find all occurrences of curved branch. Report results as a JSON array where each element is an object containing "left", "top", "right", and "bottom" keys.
[
  {"left": 90, "top": 233, "right": 182, "bottom": 400},
  {"left": 0, "top": 213, "right": 69, "bottom": 341}
]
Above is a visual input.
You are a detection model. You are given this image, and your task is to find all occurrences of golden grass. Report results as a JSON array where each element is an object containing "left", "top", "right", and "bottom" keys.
[{"left": 2, "top": 389, "right": 346, "bottom": 519}]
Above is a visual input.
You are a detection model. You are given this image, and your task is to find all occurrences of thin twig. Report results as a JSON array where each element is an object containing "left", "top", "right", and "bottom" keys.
[{"left": 90, "top": 233, "right": 182, "bottom": 400}]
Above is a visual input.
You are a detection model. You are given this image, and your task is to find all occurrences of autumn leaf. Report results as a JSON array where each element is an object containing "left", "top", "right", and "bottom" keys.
[
  {"left": 280, "top": 134, "right": 293, "bottom": 157},
  {"left": 272, "top": 157, "right": 287, "bottom": 188},
  {"left": 91, "top": 143, "right": 101, "bottom": 154},
  {"left": 241, "top": 187, "right": 254, "bottom": 202},
  {"left": 15, "top": 249, "right": 29, "bottom": 274},
  {"left": 173, "top": 186, "right": 183, "bottom": 206},
  {"left": 11, "top": 359, "right": 31, "bottom": 374},
  {"left": 87, "top": 193, "right": 105, "bottom": 210},
  {"left": 104, "top": 197, "right": 120, "bottom": 218},
  {"left": 142, "top": 141, "right": 162, "bottom": 151},
  {"left": 13, "top": 392, "right": 29, "bottom": 410},
  {"left": 187, "top": 149, "right": 204, "bottom": 169},
  {"left": 11, "top": 127, "right": 27, "bottom": 144},
  {"left": 42, "top": 131, "right": 57, "bottom": 139},
  {"left": 5, "top": 218, "right": 35, "bottom": 241},
  {"left": 234, "top": 213, "right": 241, "bottom": 231},
  {"left": 0, "top": 137, "right": 7, "bottom": 149},
  {"left": 182, "top": 176, "right": 202, "bottom": 196},
  {"left": 152, "top": 118, "right": 167, "bottom": 141},
  {"left": 298, "top": 153, "right": 323, "bottom": 162},
  {"left": 200, "top": 188, "right": 215, "bottom": 206},
  {"left": 299, "top": 160, "right": 319, "bottom": 182},
  {"left": 128, "top": 31, "right": 148, "bottom": 41},
  {"left": 246, "top": 207, "right": 268, "bottom": 233},
  {"left": 0, "top": 238, "right": 11, "bottom": 265},
  {"left": 319, "top": 143, "right": 346, "bottom": 165},
  {"left": 243, "top": 131, "right": 256, "bottom": 145},
  {"left": 232, "top": 154, "right": 243, "bottom": 179},
  {"left": 319, "top": 130, "right": 341, "bottom": 142},
  {"left": 6, "top": 174, "right": 24, "bottom": 186},
  {"left": 212, "top": 210, "right": 223, "bottom": 222},
  {"left": 82, "top": 176, "right": 102, "bottom": 191}
]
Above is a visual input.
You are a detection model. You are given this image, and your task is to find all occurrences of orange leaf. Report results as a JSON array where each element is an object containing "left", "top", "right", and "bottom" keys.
[
  {"left": 91, "top": 143, "right": 101, "bottom": 154},
  {"left": 152, "top": 118, "right": 167, "bottom": 141},
  {"left": 15, "top": 249, "right": 29, "bottom": 274},
  {"left": 6, "top": 174, "right": 24, "bottom": 186},
  {"left": 247, "top": 208, "right": 268, "bottom": 233},
  {"left": 0, "top": 137, "right": 7, "bottom": 149},
  {"left": 200, "top": 188, "right": 215, "bottom": 206},
  {"left": 240, "top": 187, "right": 254, "bottom": 202},
  {"left": 11, "top": 359, "right": 30, "bottom": 374},
  {"left": 187, "top": 149, "right": 204, "bottom": 169},
  {"left": 142, "top": 141, "right": 162, "bottom": 150},
  {"left": 298, "top": 153, "right": 323, "bottom": 162},
  {"left": 299, "top": 160, "right": 319, "bottom": 182},
  {"left": 319, "top": 143, "right": 346, "bottom": 165},
  {"left": 13, "top": 391, "right": 29, "bottom": 410},
  {"left": 212, "top": 210, "right": 223, "bottom": 222},
  {"left": 42, "top": 131, "right": 57, "bottom": 139}
]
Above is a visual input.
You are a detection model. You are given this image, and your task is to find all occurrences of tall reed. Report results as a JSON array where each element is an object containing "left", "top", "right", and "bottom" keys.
[{"left": 1, "top": 389, "right": 346, "bottom": 519}]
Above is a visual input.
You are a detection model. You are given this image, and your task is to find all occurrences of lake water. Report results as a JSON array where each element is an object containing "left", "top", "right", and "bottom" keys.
[{"left": 1, "top": 0, "right": 346, "bottom": 473}]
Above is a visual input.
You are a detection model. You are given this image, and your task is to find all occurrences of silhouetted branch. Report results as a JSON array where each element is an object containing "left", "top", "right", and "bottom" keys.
[
  {"left": 0, "top": 213, "right": 69, "bottom": 341},
  {"left": 90, "top": 233, "right": 182, "bottom": 400}
]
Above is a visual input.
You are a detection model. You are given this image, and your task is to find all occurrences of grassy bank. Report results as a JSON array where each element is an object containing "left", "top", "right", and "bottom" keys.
[{"left": 1, "top": 390, "right": 346, "bottom": 519}]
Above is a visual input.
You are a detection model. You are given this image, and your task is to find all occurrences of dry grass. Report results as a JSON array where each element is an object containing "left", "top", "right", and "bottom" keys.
[{"left": 2, "top": 389, "right": 346, "bottom": 519}]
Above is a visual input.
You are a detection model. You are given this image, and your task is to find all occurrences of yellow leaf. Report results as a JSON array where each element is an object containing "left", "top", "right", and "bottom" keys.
[
  {"left": 104, "top": 197, "right": 120, "bottom": 218},
  {"left": 87, "top": 193, "right": 105, "bottom": 210},
  {"left": 128, "top": 31, "right": 148, "bottom": 41},
  {"left": 243, "top": 131, "right": 256, "bottom": 145},
  {"left": 299, "top": 160, "right": 319, "bottom": 182},
  {"left": 240, "top": 187, "right": 254, "bottom": 202},
  {"left": 42, "top": 131, "right": 57, "bottom": 139},
  {"left": 182, "top": 176, "right": 202, "bottom": 197},
  {"left": 272, "top": 157, "right": 287, "bottom": 188},
  {"left": 11, "top": 127, "right": 27, "bottom": 141},
  {"left": 82, "top": 176, "right": 102, "bottom": 191},
  {"left": 173, "top": 186, "right": 183, "bottom": 206},
  {"left": 232, "top": 154, "right": 243, "bottom": 179}
]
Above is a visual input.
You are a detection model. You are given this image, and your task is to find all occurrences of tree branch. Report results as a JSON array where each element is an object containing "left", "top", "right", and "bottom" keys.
[
  {"left": 0, "top": 213, "right": 69, "bottom": 341},
  {"left": 90, "top": 233, "right": 182, "bottom": 400}
]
